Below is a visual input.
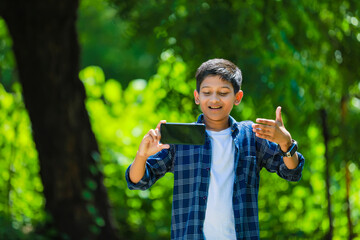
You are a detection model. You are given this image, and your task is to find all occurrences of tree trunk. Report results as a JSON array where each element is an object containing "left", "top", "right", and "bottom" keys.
[
  {"left": 320, "top": 109, "right": 333, "bottom": 240},
  {"left": 0, "top": 1, "right": 119, "bottom": 239}
]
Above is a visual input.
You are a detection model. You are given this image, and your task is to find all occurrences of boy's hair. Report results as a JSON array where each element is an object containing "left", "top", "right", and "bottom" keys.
[{"left": 195, "top": 58, "right": 242, "bottom": 93}]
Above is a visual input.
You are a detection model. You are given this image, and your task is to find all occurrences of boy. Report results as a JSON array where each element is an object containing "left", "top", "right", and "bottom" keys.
[{"left": 126, "top": 59, "right": 305, "bottom": 239}]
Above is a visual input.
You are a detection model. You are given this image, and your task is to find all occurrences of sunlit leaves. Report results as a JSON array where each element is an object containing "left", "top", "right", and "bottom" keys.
[
  {"left": 103, "top": 79, "right": 122, "bottom": 103},
  {"left": 0, "top": 83, "right": 45, "bottom": 232},
  {"left": 79, "top": 66, "right": 105, "bottom": 98}
]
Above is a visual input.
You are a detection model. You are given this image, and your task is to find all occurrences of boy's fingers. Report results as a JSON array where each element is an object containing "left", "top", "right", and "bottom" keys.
[
  {"left": 255, "top": 132, "right": 272, "bottom": 140},
  {"left": 156, "top": 120, "right": 167, "bottom": 131},
  {"left": 160, "top": 144, "right": 170, "bottom": 149},
  {"left": 255, "top": 130, "right": 272, "bottom": 137},
  {"left": 255, "top": 118, "right": 276, "bottom": 126},
  {"left": 155, "top": 128, "right": 161, "bottom": 141},
  {"left": 253, "top": 127, "right": 273, "bottom": 135},
  {"left": 148, "top": 129, "right": 157, "bottom": 143},
  {"left": 252, "top": 123, "right": 274, "bottom": 130}
]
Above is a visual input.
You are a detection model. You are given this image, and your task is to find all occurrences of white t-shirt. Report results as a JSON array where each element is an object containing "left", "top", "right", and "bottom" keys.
[{"left": 203, "top": 127, "right": 236, "bottom": 240}]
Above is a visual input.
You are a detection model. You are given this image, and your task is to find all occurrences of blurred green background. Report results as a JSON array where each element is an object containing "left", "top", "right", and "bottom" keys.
[{"left": 0, "top": 0, "right": 360, "bottom": 239}]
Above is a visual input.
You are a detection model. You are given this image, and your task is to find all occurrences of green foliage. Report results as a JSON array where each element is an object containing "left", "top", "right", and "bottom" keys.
[
  {"left": 0, "top": 83, "right": 46, "bottom": 238},
  {"left": 0, "top": 215, "right": 24, "bottom": 240},
  {"left": 77, "top": 0, "right": 160, "bottom": 87},
  {"left": 0, "top": 18, "right": 16, "bottom": 90}
]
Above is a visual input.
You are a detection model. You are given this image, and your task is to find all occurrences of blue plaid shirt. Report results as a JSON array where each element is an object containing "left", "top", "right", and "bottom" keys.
[{"left": 126, "top": 114, "right": 305, "bottom": 239}]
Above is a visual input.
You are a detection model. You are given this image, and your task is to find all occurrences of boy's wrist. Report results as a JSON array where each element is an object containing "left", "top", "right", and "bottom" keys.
[
  {"left": 279, "top": 139, "right": 298, "bottom": 158},
  {"left": 136, "top": 151, "right": 149, "bottom": 161},
  {"left": 279, "top": 139, "right": 293, "bottom": 152}
]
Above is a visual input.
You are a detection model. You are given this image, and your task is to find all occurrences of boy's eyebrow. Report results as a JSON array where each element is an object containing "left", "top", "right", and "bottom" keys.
[{"left": 201, "top": 85, "right": 232, "bottom": 89}]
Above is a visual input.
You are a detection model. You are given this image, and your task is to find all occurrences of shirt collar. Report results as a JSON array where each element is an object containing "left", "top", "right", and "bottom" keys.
[{"left": 196, "top": 114, "right": 239, "bottom": 138}]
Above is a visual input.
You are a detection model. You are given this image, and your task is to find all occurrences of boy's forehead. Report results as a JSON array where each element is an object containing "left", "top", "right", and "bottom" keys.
[{"left": 200, "top": 75, "right": 233, "bottom": 89}]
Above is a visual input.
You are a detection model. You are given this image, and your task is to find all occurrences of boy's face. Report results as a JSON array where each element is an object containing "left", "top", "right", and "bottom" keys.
[{"left": 194, "top": 75, "right": 243, "bottom": 123}]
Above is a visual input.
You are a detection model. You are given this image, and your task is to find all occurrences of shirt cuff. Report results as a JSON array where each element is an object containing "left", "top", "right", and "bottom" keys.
[
  {"left": 125, "top": 164, "right": 150, "bottom": 190},
  {"left": 279, "top": 152, "right": 305, "bottom": 182}
]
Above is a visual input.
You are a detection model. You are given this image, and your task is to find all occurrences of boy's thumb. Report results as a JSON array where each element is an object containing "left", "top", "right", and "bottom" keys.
[
  {"left": 161, "top": 144, "right": 170, "bottom": 149},
  {"left": 276, "top": 106, "right": 283, "bottom": 124}
]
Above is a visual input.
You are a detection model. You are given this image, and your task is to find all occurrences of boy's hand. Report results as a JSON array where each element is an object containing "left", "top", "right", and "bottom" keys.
[
  {"left": 137, "top": 120, "right": 170, "bottom": 159},
  {"left": 252, "top": 106, "right": 293, "bottom": 151}
]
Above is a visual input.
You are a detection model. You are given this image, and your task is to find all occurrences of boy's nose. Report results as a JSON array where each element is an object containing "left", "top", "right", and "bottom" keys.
[{"left": 209, "top": 94, "right": 220, "bottom": 103}]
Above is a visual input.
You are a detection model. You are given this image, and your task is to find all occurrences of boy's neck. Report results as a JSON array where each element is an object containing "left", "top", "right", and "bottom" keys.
[{"left": 203, "top": 115, "right": 230, "bottom": 132}]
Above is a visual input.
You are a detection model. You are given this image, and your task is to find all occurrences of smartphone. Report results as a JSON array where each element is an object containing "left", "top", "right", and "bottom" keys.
[{"left": 160, "top": 123, "right": 206, "bottom": 145}]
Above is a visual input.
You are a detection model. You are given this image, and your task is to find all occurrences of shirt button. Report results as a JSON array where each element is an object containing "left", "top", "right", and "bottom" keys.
[
  {"left": 203, "top": 196, "right": 207, "bottom": 200},
  {"left": 206, "top": 168, "right": 210, "bottom": 171}
]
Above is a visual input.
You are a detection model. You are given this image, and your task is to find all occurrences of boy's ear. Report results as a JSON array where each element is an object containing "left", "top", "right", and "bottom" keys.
[
  {"left": 234, "top": 90, "right": 243, "bottom": 105},
  {"left": 194, "top": 90, "right": 200, "bottom": 105}
]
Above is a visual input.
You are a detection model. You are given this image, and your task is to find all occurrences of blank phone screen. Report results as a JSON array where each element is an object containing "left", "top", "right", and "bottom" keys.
[{"left": 160, "top": 123, "right": 206, "bottom": 145}]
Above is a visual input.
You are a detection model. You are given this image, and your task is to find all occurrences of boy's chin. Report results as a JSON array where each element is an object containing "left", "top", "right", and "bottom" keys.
[{"left": 203, "top": 113, "right": 229, "bottom": 121}]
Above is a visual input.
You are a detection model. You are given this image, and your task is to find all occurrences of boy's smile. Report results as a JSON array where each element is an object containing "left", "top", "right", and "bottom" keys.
[{"left": 194, "top": 75, "right": 243, "bottom": 131}]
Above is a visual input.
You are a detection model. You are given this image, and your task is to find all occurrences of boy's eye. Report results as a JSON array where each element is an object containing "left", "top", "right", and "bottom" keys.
[
  {"left": 202, "top": 92, "right": 210, "bottom": 95},
  {"left": 219, "top": 92, "right": 229, "bottom": 96}
]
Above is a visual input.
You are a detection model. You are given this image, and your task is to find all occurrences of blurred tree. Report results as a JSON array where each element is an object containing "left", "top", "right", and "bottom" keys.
[{"left": 0, "top": 0, "right": 118, "bottom": 239}]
